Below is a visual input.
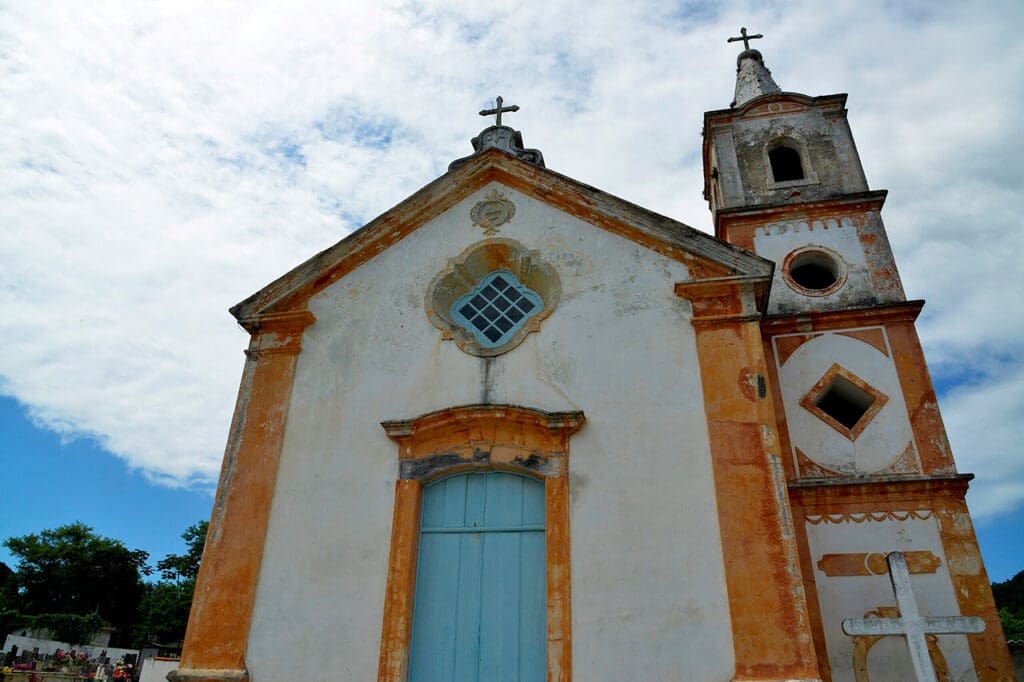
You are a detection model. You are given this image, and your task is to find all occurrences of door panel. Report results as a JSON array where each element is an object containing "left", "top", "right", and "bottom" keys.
[{"left": 409, "top": 472, "right": 546, "bottom": 682}]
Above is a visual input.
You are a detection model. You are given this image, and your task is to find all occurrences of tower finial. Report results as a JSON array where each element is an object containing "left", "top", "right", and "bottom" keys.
[
  {"left": 727, "top": 27, "right": 763, "bottom": 52},
  {"left": 479, "top": 96, "right": 520, "bottom": 128},
  {"left": 450, "top": 96, "right": 544, "bottom": 170},
  {"left": 728, "top": 27, "right": 780, "bottom": 108}
]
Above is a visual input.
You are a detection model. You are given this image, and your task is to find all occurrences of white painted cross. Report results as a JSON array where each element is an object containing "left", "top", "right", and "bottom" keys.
[{"left": 841, "top": 551, "right": 985, "bottom": 682}]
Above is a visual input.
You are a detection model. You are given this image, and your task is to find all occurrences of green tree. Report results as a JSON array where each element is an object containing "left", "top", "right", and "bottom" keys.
[
  {"left": 992, "top": 569, "right": 1024, "bottom": 640},
  {"left": 156, "top": 521, "right": 208, "bottom": 583},
  {"left": 3, "top": 522, "right": 150, "bottom": 645},
  {"left": 135, "top": 521, "right": 208, "bottom": 646}
]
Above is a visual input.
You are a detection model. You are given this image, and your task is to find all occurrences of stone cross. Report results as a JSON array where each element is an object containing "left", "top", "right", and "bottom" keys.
[
  {"left": 842, "top": 551, "right": 985, "bottom": 682},
  {"left": 479, "top": 96, "right": 519, "bottom": 127},
  {"left": 727, "top": 27, "right": 763, "bottom": 51}
]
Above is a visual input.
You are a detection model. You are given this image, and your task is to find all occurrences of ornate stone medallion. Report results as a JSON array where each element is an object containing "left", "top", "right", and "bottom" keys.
[
  {"left": 470, "top": 190, "right": 515, "bottom": 235},
  {"left": 425, "top": 238, "right": 560, "bottom": 357}
]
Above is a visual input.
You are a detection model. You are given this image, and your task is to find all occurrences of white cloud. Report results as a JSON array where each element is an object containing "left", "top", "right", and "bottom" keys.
[{"left": 1, "top": 0, "right": 1022, "bottom": 517}]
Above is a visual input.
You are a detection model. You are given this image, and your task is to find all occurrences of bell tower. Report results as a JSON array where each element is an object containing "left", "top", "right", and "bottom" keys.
[
  {"left": 705, "top": 32, "right": 903, "bottom": 316},
  {"left": 702, "top": 30, "right": 1015, "bottom": 680}
]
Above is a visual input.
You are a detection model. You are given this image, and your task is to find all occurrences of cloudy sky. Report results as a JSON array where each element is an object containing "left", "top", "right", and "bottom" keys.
[{"left": 2, "top": 1, "right": 1022, "bottom": 575}]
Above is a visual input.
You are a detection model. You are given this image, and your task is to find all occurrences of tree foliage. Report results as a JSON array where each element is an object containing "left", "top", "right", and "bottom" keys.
[
  {"left": 992, "top": 569, "right": 1024, "bottom": 640},
  {"left": 156, "top": 521, "right": 207, "bottom": 583},
  {"left": 135, "top": 521, "right": 207, "bottom": 645},
  {"left": 30, "top": 612, "right": 104, "bottom": 647},
  {"left": 3, "top": 523, "right": 150, "bottom": 644},
  {"left": 2, "top": 520, "right": 209, "bottom": 648}
]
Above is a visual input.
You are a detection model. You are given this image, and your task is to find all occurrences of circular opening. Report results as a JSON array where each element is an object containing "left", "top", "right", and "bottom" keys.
[{"left": 788, "top": 251, "right": 840, "bottom": 291}]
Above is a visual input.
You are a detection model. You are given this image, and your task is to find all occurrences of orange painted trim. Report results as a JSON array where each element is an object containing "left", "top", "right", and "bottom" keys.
[
  {"left": 932, "top": 496, "right": 1015, "bottom": 680},
  {"left": 835, "top": 328, "right": 888, "bottom": 356},
  {"left": 377, "top": 404, "right": 583, "bottom": 682},
  {"left": 378, "top": 480, "right": 423, "bottom": 682},
  {"left": 173, "top": 311, "right": 314, "bottom": 682},
  {"left": 546, "top": 474, "right": 572, "bottom": 682},
  {"left": 676, "top": 281, "right": 821, "bottom": 681},
  {"left": 885, "top": 320, "right": 956, "bottom": 474}
]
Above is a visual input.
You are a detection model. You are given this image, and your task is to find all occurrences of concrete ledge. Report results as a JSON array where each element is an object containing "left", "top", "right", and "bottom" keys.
[{"left": 165, "top": 668, "right": 247, "bottom": 682}]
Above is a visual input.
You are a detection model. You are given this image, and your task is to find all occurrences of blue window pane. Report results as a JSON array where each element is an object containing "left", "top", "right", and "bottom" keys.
[{"left": 450, "top": 271, "right": 544, "bottom": 349}]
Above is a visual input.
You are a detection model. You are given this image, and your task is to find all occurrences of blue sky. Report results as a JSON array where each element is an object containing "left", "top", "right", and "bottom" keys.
[
  {"left": 0, "top": 396, "right": 213, "bottom": 577},
  {"left": 1, "top": 2, "right": 1022, "bottom": 584}
]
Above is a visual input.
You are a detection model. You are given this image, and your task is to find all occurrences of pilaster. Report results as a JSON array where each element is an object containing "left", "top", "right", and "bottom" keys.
[
  {"left": 676, "top": 276, "right": 821, "bottom": 681},
  {"left": 171, "top": 310, "right": 315, "bottom": 682}
]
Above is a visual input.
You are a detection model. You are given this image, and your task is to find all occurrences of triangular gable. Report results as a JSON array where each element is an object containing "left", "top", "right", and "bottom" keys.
[{"left": 231, "top": 148, "right": 773, "bottom": 325}]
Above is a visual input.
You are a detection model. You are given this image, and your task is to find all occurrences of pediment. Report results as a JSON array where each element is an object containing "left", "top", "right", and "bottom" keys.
[{"left": 231, "top": 148, "right": 772, "bottom": 328}]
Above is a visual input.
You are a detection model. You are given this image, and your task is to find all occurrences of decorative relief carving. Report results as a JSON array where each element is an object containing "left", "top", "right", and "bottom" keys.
[
  {"left": 795, "top": 446, "right": 845, "bottom": 478},
  {"left": 805, "top": 510, "right": 933, "bottom": 525},
  {"left": 876, "top": 441, "right": 921, "bottom": 475},
  {"left": 425, "top": 238, "right": 560, "bottom": 357},
  {"left": 470, "top": 190, "right": 516, "bottom": 235},
  {"left": 817, "top": 551, "right": 941, "bottom": 577},
  {"left": 849, "top": 607, "right": 951, "bottom": 682}
]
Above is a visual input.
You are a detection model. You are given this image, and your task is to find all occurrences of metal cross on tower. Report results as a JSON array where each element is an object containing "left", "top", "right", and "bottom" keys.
[
  {"left": 479, "top": 96, "right": 519, "bottom": 127},
  {"left": 842, "top": 552, "right": 985, "bottom": 682},
  {"left": 727, "top": 27, "right": 764, "bottom": 51}
]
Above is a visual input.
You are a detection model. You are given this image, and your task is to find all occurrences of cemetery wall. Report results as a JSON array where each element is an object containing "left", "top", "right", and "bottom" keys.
[
  {"left": 138, "top": 656, "right": 179, "bottom": 682},
  {"left": 1, "top": 634, "right": 137, "bottom": 663}
]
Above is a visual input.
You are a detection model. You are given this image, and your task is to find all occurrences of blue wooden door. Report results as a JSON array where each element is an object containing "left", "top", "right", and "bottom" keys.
[{"left": 409, "top": 472, "right": 546, "bottom": 682}]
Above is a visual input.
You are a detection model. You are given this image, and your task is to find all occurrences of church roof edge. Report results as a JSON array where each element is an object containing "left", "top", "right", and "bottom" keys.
[{"left": 230, "top": 148, "right": 773, "bottom": 322}]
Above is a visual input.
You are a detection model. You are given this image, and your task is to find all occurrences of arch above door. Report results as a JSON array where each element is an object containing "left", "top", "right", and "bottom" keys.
[{"left": 378, "top": 404, "right": 584, "bottom": 682}]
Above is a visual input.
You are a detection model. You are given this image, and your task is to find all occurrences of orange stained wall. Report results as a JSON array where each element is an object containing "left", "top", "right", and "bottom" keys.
[
  {"left": 789, "top": 479, "right": 1015, "bottom": 680},
  {"left": 170, "top": 310, "right": 315, "bottom": 682},
  {"left": 676, "top": 276, "right": 822, "bottom": 681}
]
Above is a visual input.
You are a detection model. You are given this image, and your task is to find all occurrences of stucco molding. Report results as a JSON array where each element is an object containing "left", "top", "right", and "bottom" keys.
[
  {"left": 762, "top": 300, "right": 924, "bottom": 335},
  {"left": 238, "top": 310, "right": 316, "bottom": 357},
  {"left": 675, "top": 274, "right": 773, "bottom": 323},
  {"left": 424, "top": 239, "right": 561, "bottom": 357},
  {"left": 377, "top": 403, "right": 582, "bottom": 681},
  {"left": 166, "top": 669, "right": 248, "bottom": 682}
]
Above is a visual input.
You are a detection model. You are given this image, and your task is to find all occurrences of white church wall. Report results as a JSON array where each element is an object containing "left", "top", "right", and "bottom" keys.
[
  {"left": 804, "top": 512, "right": 976, "bottom": 682},
  {"left": 246, "top": 182, "right": 735, "bottom": 680}
]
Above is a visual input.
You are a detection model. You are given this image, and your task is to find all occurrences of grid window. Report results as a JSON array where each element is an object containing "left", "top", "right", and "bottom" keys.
[{"left": 451, "top": 271, "right": 543, "bottom": 348}]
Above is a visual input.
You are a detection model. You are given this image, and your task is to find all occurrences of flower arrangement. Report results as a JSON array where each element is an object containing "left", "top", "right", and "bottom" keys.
[{"left": 111, "top": 659, "right": 129, "bottom": 680}]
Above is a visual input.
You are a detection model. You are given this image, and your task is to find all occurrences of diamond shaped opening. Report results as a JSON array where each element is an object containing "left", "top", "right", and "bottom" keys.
[
  {"left": 815, "top": 375, "right": 875, "bottom": 430},
  {"left": 800, "top": 364, "right": 889, "bottom": 441}
]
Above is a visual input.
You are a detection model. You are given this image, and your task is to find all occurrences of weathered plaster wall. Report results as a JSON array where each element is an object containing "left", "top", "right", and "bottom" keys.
[
  {"left": 804, "top": 513, "right": 976, "bottom": 681},
  {"left": 245, "top": 182, "right": 734, "bottom": 680},
  {"left": 713, "top": 103, "right": 868, "bottom": 210},
  {"left": 775, "top": 330, "right": 916, "bottom": 476},
  {"left": 754, "top": 214, "right": 904, "bottom": 315}
]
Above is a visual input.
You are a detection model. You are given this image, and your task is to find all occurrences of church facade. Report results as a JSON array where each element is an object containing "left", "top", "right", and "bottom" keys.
[{"left": 170, "top": 41, "right": 1015, "bottom": 682}]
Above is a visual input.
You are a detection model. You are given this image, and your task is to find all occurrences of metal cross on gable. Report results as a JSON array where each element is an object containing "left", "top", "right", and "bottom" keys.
[
  {"left": 479, "top": 96, "right": 519, "bottom": 127},
  {"left": 727, "top": 27, "right": 763, "bottom": 51},
  {"left": 842, "top": 551, "right": 985, "bottom": 682}
]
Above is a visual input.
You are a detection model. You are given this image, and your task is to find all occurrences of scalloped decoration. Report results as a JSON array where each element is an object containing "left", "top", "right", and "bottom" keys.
[{"left": 426, "top": 238, "right": 561, "bottom": 357}]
